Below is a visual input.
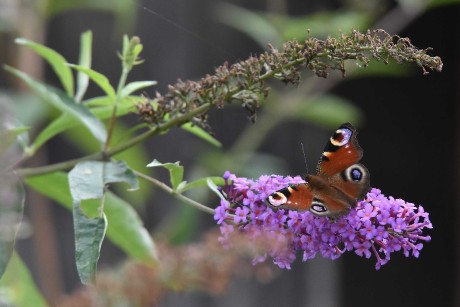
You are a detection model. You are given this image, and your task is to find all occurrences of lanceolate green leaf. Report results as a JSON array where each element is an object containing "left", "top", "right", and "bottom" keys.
[
  {"left": 68, "top": 64, "right": 116, "bottom": 99},
  {"left": 0, "top": 252, "right": 47, "bottom": 307},
  {"left": 103, "top": 192, "right": 156, "bottom": 262},
  {"left": 120, "top": 81, "right": 157, "bottom": 98},
  {"left": 73, "top": 207, "right": 107, "bottom": 284},
  {"left": 68, "top": 161, "right": 140, "bottom": 283},
  {"left": 25, "top": 172, "right": 71, "bottom": 207},
  {"left": 75, "top": 31, "right": 93, "bottom": 102},
  {"left": 181, "top": 123, "right": 222, "bottom": 148},
  {"left": 5, "top": 66, "right": 107, "bottom": 144},
  {"left": 146, "top": 160, "right": 184, "bottom": 191},
  {"left": 24, "top": 171, "right": 157, "bottom": 264},
  {"left": 15, "top": 38, "right": 74, "bottom": 96},
  {"left": 29, "top": 99, "right": 133, "bottom": 154}
]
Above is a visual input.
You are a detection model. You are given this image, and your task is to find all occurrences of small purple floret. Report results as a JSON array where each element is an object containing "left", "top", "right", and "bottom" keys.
[{"left": 214, "top": 173, "right": 432, "bottom": 270}]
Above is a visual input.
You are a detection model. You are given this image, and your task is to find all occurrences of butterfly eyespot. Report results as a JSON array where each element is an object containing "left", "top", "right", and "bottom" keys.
[
  {"left": 343, "top": 164, "right": 368, "bottom": 183},
  {"left": 330, "top": 127, "right": 353, "bottom": 147},
  {"left": 267, "top": 192, "right": 287, "bottom": 207},
  {"left": 311, "top": 204, "right": 327, "bottom": 212},
  {"left": 310, "top": 199, "right": 328, "bottom": 216}
]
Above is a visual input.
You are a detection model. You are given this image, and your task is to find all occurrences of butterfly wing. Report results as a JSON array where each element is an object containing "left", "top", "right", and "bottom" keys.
[
  {"left": 316, "top": 123, "right": 363, "bottom": 176},
  {"left": 328, "top": 163, "right": 371, "bottom": 202},
  {"left": 266, "top": 184, "right": 313, "bottom": 211}
]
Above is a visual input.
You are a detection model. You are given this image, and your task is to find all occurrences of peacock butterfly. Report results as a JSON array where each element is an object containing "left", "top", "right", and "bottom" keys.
[{"left": 266, "top": 123, "right": 370, "bottom": 217}]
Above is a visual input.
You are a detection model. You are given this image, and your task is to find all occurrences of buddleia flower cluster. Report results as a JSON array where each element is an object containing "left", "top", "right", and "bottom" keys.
[{"left": 214, "top": 172, "right": 432, "bottom": 270}]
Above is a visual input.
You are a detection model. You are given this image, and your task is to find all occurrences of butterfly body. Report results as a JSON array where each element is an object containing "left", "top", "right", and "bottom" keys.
[{"left": 267, "top": 123, "right": 370, "bottom": 217}]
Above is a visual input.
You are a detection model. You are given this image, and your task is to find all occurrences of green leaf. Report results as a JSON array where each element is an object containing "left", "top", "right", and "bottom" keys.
[
  {"left": 73, "top": 206, "right": 107, "bottom": 284},
  {"left": 104, "top": 160, "right": 139, "bottom": 191},
  {"left": 178, "top": 176, "right": 224, "bottom": 193},
  {"left": 207, "top": 177, "right": 226, "bottom": 201},
  {"left": 84, "top": 94, "right": 144, "bottom": 107},
  {"left": 103, "top": 192, "right": 157, "bottom": 262},
  {"left": 292, "top": 94, "right": 364, "bottom": 128},
  {"left": 181, "top": 123, "right": 222, "bottom": 148},
  {"left": 29, "top": 99, "right": 133, "bottom": 154},
  {"left": 25, "top": 172, "right": 72, "bottom": 208},
  {"left": 69, "top": 161, "right": 139, "bottom": 283},
  {"left": 15, "top": 38, "right": 74, "bottom": 96},
  {"left": 69, "top": 162, "right": 106, "bottom": 284},
  {"left": 146, "top": 159, "right": 184, "bottom": 191},
  {"left": 0, "top": 252, "right": 47, "bottom": 307},
  {"left": 69, "top": 161, "right": 139, "bottom": 202},
  {"left": 5, "top": 65, "right": 107, "bottom": 144},
  {"left": 25, "top": 172, "right": 156, "bottom": 264},
  {"left": 213, "top": 2, "right": 282, "bottom": 48},
  {"left": 68, "top": 64, "right": 116, "bottom": 99},
  {"left": 28, "top": 114, "right": 69, "bottom": 155},
  {"left": 0, "top": 172, "right": 24, "bottom": 278},
  {"left": 75, "top": 31, "right": 93, "bottom": 102},
  {"left": 120, "top": 81, "right": 157, "bottom": 98}
]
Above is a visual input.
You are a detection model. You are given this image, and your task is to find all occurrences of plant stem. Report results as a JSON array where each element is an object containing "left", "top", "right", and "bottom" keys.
[
  {"left": 104, "top": 67, "right": 129, "bottom": 152},
  {"left": 135, "top": 171, "right": 215, "bottom": 215}
]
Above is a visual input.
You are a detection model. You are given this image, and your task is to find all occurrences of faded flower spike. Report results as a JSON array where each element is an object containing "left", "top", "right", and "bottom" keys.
[
  {"left": 137, "top": 29, "right": 442, "bottom": 132},
  {"left": 214, "top": 172, "right": 432, "bottom": 270}
]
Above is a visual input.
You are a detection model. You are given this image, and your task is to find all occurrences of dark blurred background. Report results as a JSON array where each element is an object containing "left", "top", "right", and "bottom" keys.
[{"left": 1, "top": 0, "right": 458, "bottom": 306}]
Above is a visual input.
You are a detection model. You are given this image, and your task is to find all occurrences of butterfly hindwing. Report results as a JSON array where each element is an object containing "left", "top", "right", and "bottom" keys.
[{"left": 328, "top": 163, "right": 371, "bottom": 201}]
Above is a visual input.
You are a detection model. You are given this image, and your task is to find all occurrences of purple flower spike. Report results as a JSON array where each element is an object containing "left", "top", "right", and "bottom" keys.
[{"left": 214, "top": 172, "right": 432, "bottom": 270}]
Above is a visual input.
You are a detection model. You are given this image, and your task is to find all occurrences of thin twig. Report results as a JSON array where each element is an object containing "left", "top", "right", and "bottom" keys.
[{"left": 135, "top": 171, "right": 215, "bottom": 215}]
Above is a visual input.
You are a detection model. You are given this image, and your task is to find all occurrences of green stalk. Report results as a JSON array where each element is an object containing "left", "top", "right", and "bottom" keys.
[{"left": 135, "top": 171, "right": 215, "bottom": 215}]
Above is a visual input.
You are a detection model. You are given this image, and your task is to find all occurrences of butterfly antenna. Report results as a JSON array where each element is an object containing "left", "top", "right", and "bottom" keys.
[{"left": 300, "top": 142, "right": 309, "bottom": 174}]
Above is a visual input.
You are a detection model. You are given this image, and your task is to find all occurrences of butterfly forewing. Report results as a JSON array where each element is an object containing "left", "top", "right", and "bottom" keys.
[
  {"left": 317, "top": 123, "right": 363, "bottom": 176},
  {"left": 267, "top": 184, "right": 313, "bottom": 211}
]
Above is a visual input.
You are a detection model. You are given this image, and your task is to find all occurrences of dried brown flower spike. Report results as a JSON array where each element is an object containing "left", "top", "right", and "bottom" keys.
[{"left": 137, "top": 29, "right": 442, "bottom": 131}]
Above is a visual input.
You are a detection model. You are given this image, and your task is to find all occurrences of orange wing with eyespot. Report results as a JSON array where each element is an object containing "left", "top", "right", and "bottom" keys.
[{"left": 316, "top": 123, "right": 363, "bottom": 177}]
